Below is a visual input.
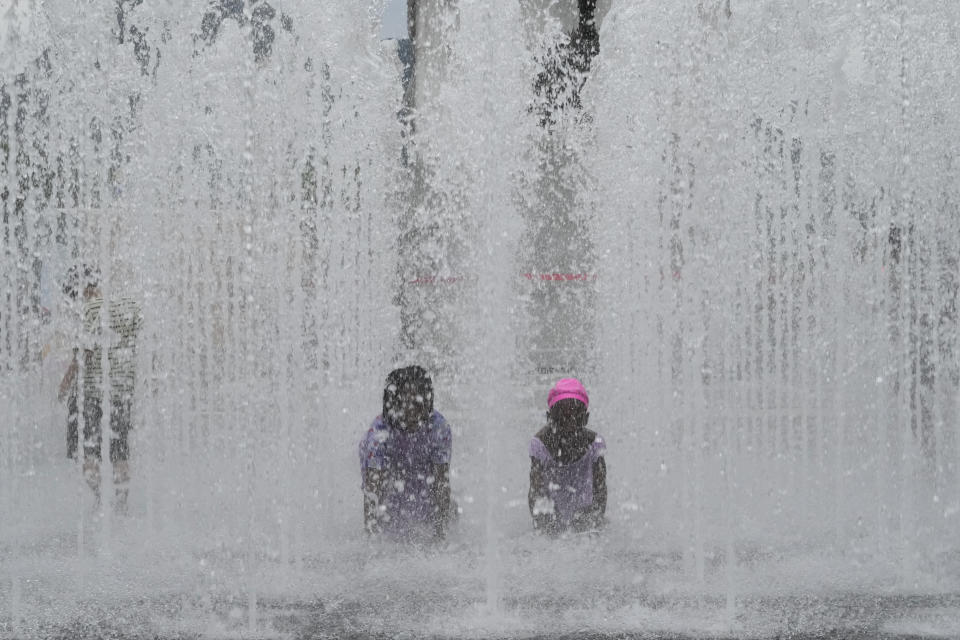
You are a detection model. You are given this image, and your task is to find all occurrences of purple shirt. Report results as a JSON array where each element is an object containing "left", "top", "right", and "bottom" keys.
[
  {"left": 359, "top": 411, "right": 452, "bottom": 537},
  {"left": 529, "top": 434, "right": 606, "bottom": 527}
]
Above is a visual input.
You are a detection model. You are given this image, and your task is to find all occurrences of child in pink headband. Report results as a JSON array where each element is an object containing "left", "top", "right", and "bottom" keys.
[{"left": 528, "top": 378, "right": 607, "bottom": 534}]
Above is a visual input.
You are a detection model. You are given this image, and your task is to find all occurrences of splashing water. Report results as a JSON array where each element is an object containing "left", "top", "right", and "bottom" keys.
[{"left": 1, "top": 1, "right": 960, "bottom": 638}]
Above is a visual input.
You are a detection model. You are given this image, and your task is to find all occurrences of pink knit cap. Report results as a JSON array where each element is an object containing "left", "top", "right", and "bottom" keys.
[{"left": 547, "top": 378, "right": 589, "bottom": 409}]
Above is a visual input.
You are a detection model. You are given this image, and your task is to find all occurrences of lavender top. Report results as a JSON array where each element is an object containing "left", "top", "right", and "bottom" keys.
[
  {"left": 359, "top": 411, "right": 451, "bottom": 537},
  {"left": 529, "top": 433, "right": 606, "bottom": 527}
]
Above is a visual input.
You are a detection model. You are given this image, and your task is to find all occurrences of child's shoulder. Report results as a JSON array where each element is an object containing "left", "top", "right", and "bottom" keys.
[
  {"left": 588, "top": 430, "right": 607, "bottom": 454},
  {"left": 363, "top": 416, "right": 390, "bottom": 442},
  {"left": 529, "top": 429, "right": 552, "bottom": 461},
  {"left": 429, "top": 411, "right": 450, "bottom": 430}
]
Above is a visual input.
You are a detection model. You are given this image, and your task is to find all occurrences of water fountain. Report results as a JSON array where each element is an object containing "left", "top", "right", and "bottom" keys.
[{"left": 2, "top": 0, "right": 960, "bottom": 638}]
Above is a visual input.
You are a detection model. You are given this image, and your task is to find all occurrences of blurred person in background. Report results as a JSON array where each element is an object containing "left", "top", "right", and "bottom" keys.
[{"left": 59, "top": 266, "right": 142, "bottom": 514}]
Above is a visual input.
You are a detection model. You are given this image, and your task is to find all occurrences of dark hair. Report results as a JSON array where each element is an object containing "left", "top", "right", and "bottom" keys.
[
  {"left": 63, "top": 264, "right": 100, "bottom": 300},
  {"left": 547, "top": 397, "right": 588, "bottom": 428},
  {"left": 383, "top": 365, "right": 433, "bottom": 424}
]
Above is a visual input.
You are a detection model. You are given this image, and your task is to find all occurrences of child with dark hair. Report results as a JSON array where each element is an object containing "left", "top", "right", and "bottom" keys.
[
  {"left": 359, "top": 365, "right": 453, "bottom": 541},
  {"left": 528, "top": 378, "right": 607, "bottom": 535}
]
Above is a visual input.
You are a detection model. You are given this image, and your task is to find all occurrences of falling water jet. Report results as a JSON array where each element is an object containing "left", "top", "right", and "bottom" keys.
[
  {"left": 831, "top": 258, "right": 846, "bottom": 550},
  {"left": 896, "top": 216, "right": 914, "bottom": 585},
  {"left": 873, "top": 231, "right": 890, "bottom": 556},
  {"left": 97, "top": 215, "right": 115, "bottom": 554},
  {"left": 483, "top": 421, "right": 503, "bottom": 615},
  {"left": 9, "top": 573, "right": 22, "bottom": 637}
]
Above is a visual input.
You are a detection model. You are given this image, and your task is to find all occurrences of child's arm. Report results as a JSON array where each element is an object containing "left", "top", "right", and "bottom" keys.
[
  {"left": 362, "top": 468, "right": 386, "bottom": 534},
  {"left": 528, "top": 458, "right": 558, "bottom": 533},
  {"left": 430, "top": 463, "right": 451, "bottom": 539},
  {"left": 570, "top": 457, "right": 607, "bottom": 532},
  {"left": 58, "top": 351, "right": 79, "bottom": 401},
  {"left": 590, "top": 457, "right": 607, "bottom": 523}
]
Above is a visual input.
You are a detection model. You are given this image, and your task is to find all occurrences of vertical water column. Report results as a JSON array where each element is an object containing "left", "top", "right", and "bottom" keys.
[
  {"left": 649, "top": 10, "right": 711, "bottom": 576},
  {"left": 517, "top": 0, "right": 599, "bottom": 382},
  {"left": 592, "top": 1, "right": 861, "bottom": 553},
  {"left": 395, "top": 0, "right": 470, "bottom": 376},
  {"left": 0, "top": 51, "right": 39, "bottom": 528},
  {"left": 0, "top": 58, "right": 22, "bottom": 543},
  {"left": 458, "top": 0, "right": 526, "bottom": 611},
  {"left": 406, "top": 0, "right": 528, "bottom": 605},
  {"left": 0, "top": 1, "right": 83, "bottom": 544},
  {"left": 260, "top": 40, "right": 320, "bottom": 562},
  {"left": 884, "top": 0, "right": 924, "bottom": 578},
  {"left": 117, "top": 0, "right": 174, "bottom": 540},
  {"left": 955, "top": 226, "right": 960, "bottom": 529},
  {"left": 239, "top": 6, "right": 263, "bottom": 626},
  {"left": 589, "top": 1, "right": 670, "bottom": 547},
  {"left": 167, "top": 0, "right": 398, "bottom": 545},
  {"left": 312, "top": 2, "right": 402, "bottom": 538},
  {"left": 0, "top": 0, "right": 407, "bottom": 586}
]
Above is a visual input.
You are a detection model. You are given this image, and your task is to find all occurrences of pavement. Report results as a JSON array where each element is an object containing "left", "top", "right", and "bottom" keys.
[{"left": 8, "top": 591, "right": 960, "bottom": 640}]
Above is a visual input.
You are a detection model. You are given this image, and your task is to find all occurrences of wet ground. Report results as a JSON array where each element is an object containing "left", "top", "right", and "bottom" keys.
[
  {"left": 5, "top": 469, "right": 960, "bottom": 640},
  {"left": 5, "top": 541, "right": 960, "bottom": 639},
  {"left": 11, "top": 592, "right": 960, "bottom": 640}
]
